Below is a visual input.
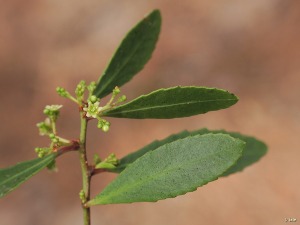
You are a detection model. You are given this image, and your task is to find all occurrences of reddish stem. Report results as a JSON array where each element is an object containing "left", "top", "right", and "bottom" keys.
[
  {"left": 89, "top": 166, "right": 108, "bottom": 176},
  {"left": 57, "top": 140, "right": 80, "bottom": 156}
]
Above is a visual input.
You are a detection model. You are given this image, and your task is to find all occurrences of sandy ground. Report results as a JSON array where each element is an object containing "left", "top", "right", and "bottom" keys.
[{"left": 0, "top": 1, "right": 299, "bottom": 225}]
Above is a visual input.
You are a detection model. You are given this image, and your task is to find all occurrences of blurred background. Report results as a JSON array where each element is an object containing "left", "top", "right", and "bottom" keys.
[{"left": 0, "top": 1, "right": 299, "bottom": 225}]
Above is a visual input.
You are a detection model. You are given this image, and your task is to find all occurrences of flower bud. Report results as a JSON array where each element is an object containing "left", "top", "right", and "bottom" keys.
[
  {"left": 43, "top": 108, "right": 50, "bottom": 115},
  {"left": 56, "top": 87, "right": 69, "bottom": 97},
  {"left": 97, "top": 120, "right": 103, "bottom": 129},
  {"left": 87, "top": 81, "right": 96, "bottom": 93},
  {"left": 38, "top": 152, "right": 45, "bottom": 158},
  {"left": 117, "top": 95, "right": 127, "bottom": 103},
  {"left": 35, "top": 147, "right": 51, "bottom": 158},
  {"left": 75, "top": 80, "right": 86, "bottom": 98},
  {"left": 100, "top": 120, "right": 110, "bottom": 132},
  {"left": 102, "top": 124, "right": 110, "bottom": 132},
  {"left": 113, "top": 86, "right": 121, "bottom": 96},
  {"left": 89, "top": 95, "right": 98, "bottom": 103},
  {"left": 79, "top": 190, "right": 85, "bottom": 203}
]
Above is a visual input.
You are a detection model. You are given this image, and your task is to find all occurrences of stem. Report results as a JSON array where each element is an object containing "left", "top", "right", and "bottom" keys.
[
  {"left": 90, "top": 166, "right": 107, "bottom": 176},
  {"left": 57, "top": 136, "right": 71, "bottom": 144},
  {"left": 51, "top": 118, "right": 57, "bottom": 135},
  {"left": 79, "top": 113, "right": 91, "bottom": 225},
  {"left": 69, "top": 95, "right": 80, "bottom": 104},
  {"left": 57, "top": 141, "right": 80, "bottom": 156}
]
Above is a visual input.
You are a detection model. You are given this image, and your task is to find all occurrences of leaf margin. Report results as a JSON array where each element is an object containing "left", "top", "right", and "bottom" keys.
[
  {"left": 0, "top": 153, "right": 57, "bottom": 198},
  {"left": 102, "top": 86, "right": 239, "bottom": 119},
  {"left": 110, "top": 128, "right": 267, "bottom": 177},
  {"left": 93, "top": 9, "right": 162, "bottom": 98},
  {"left": 87, "top": 133, "right": 245, "bottom": 205}
]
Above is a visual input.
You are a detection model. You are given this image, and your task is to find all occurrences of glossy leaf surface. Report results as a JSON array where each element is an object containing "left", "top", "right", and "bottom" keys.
[
  {"left": 93, "top": 10, "right": 161, "bottom": 98},
  {"left": 103, "top": 86, "right": 238, "bottom": 119},
  {"left": 111, "top": 129, "right": 267, "bottom": 176},
  {"left": 88, "top": 134, "right": 244, "bottom": 205},
  {"left": 0, "top": 154, "right": 56, "bottom": 198}
]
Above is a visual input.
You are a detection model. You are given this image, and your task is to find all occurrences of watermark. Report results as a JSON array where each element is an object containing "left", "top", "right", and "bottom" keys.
[{"left": 285, "top": 218, "right": 297, "bottom": 222}]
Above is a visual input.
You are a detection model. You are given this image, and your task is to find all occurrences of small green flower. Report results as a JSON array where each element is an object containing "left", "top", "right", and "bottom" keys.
[
  {"left": 43, "top": 105, "right": 63, "bottom": 121},
  {"left": 43, "top": 105, "right": 63, "bottom": 115},
  {"left": 36, "top": 118, "right": 52, "bottom": 136},
  {"left": 83, "top": 101, "right": 102, "bottom": 118}
]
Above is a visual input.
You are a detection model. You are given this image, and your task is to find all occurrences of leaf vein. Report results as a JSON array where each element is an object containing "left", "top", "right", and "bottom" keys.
[{"left": 106, "top": 98, "right": 237, "bottom": 115}]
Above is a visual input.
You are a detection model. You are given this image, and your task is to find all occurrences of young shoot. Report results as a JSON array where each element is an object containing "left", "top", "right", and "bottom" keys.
[{"left": 0, "top": 10, "right": 267, "bottom": 225}]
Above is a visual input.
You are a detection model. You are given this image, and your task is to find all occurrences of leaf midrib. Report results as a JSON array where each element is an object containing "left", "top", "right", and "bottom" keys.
[
  {"left": 0, "top": 156, "right": 53, "bottom": 190},
  {"left": 97, "top": 148, "right": 233, "bottom": 202},
  {"left": 105, "top": 98, "right": 237, "bottom": 115},
  {"left": 98, "top": 36, "right": 143, "bottom": 96}
]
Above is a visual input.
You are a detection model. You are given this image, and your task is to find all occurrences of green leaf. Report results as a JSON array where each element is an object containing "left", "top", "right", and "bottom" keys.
[
  {"left": 103, "top": 86, "right": 238, "bottom": 119},
  {"left": 215, "top": 131, "right": 267, "bottom": 176},
  {"left": 111, "top": 129, "right": 267, "bottom": 176},
  {"left": 93, "top": 10, "right": 161, "bottom": 98},
  {"left": 0, "top": 154, "right": 56, "bottom": 198},
  {"left": 87, "top": 134, "right": 244, "bottom": 205},
  {"left": 189, "top": 129, "right": 267, "bottom": 176},
  {"left": 110, "top": 130, "right": 191, "bottom": 173}
]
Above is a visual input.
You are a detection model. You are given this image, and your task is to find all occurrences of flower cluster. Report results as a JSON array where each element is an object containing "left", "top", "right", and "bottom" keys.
[
  {"left": 83, "top": 98, "right": 102, "bottom": 119},
  {"left": 75, "top": 80, "right": 86, "bottom": 101},
  {"left": 56, "top": 81, "right": 127, "bottom": 133},
  {"left": 87, "top": 81, "right": 96, "bottom": 95},
  {"left": 56, "top": 87, "right": 69, "bottom": 98},
  {"left": 36, "top": 118, "right": 52, "bottom": 136},
  {"left": 34, "top": 147, "right": 51, "bottom": 158},
  {"left": 97, "top": 119, "right": 110, "bottom": 132},
  {"left": 35, "top": 104, "right": 70, "bottom": 160},
  {"left": 80, "top": 86, "right": 126, "bottom": 133},
  {"left": 43, "top": 105, "right": 63, "bottom": 122}
]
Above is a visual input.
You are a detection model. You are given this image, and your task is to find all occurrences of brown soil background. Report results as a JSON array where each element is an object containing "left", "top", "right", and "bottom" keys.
[{"left": 0, "top": 1, "right": 299, "bottom": 225}]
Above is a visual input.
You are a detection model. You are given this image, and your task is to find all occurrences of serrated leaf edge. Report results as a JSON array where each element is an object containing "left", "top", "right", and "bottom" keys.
[{"left": 87, "top": 134, "right": 245, "bottom": 205}]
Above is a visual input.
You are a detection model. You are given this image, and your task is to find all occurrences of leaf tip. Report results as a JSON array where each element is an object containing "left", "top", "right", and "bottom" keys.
[{"left": 149, "top": 9, "right": 161, "bottom": 18}]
